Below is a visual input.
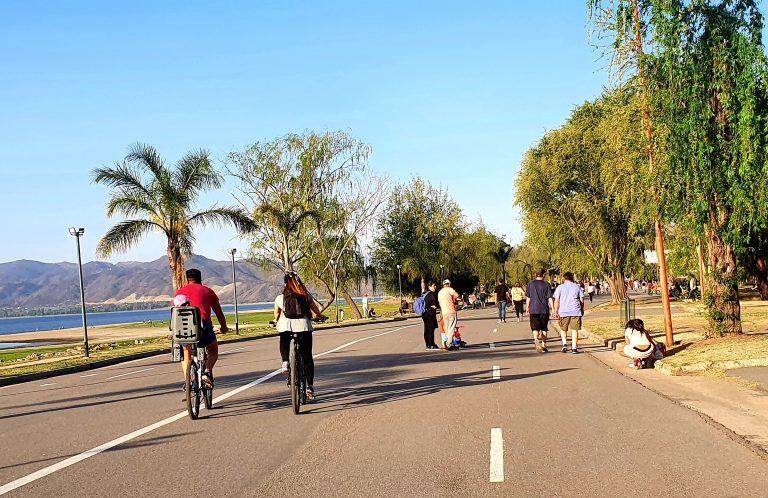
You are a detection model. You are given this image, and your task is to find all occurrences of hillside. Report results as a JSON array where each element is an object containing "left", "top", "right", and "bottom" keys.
[{"left": 0, "top": 255, "right": 285, "bottom": 308}]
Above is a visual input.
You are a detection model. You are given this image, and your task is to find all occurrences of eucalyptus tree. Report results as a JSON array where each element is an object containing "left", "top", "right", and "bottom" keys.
[
  {"left": 93, "top": 143, "right": 255, "bottom": 290},
  {"left": 516, "top": 90, "right": 649, "bottom": 303}
]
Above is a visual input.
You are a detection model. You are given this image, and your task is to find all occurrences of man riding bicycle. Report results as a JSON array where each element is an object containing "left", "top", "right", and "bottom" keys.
[{"left": 174, "top": 268, "right": 228, "bottom": 390}]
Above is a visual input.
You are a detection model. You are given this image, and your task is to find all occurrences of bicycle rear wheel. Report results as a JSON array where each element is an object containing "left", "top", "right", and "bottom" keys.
[
  {"left": 185, "top": 359, "right": 201, "bottom": 420},
  {"left": 289, "top": 343, "right": 301, "bottom": 414}
]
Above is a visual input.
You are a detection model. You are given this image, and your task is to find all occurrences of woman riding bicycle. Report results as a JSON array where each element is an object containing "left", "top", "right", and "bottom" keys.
[{"left": 274, "top": 272, "right": 322, "bottom": 400}]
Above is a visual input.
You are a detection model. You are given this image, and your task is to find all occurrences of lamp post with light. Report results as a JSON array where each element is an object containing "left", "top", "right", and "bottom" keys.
[
  {"left": 397, "top": 264, "right": 402, "bottom": 315},
  {"left": 68, "top": 227, "right": 89, "bottom": 357},
  {"left": 229, "top": 248, "right": 239, "bottom": 335}
]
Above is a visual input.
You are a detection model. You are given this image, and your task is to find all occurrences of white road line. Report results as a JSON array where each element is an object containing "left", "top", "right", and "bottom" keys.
[
  {"left": 80, "top": 373, "right": 98, "bottom": 378},
  {"left": 492, "top": 365, "right": 500, "bottom": 380},
  {"left": 0, "top": 323, "right": 415, "bottom": 495},
  {"left": 39, "top": 383, "right": 56, "bottom": 387},
  {"left": 104, "top": 367, "right": 154, "bottom": 381},
  {"left": 220, "top": 346, "right": 249, "bottom": 355},
  {"left": 489, "top": 428, "right": 504, "bottom": 483},
  {"left": 489, "top": 342, "right": 495, "bottom": 349}
]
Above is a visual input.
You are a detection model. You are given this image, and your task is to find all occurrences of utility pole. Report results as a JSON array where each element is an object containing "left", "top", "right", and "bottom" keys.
[
  {"left": 69, "top": 227, "right": 89, "bottom": 358},
  {"left": 229, "top": 248, "right": 239, "bottom": 335},
  {"left": 631, "top": 0, "right": 674, "bottom": 347}
]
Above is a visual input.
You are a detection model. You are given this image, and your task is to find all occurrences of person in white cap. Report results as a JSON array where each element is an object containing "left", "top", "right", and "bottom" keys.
[{"left": 437, "top": 279, "right": 460, "bottom": 350}]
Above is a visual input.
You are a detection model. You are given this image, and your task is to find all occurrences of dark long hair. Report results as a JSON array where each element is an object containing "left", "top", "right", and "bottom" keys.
[
  {"left": 625, "top": 319, "right": 652, "bottom": 341},
  {"left": 283, "top": 272, "right": 309, "bottom": 306}
]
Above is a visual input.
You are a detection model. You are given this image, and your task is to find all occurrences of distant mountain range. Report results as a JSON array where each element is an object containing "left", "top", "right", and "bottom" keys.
[{"left": 0, "top": 255, "right": 285, "bottom": 309}]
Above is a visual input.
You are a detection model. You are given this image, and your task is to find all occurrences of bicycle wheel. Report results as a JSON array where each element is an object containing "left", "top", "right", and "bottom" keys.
[
  {"left": 185, "top": 359, "right": 201, "bottom": 420},
  {"left": 203, "top": 384, "right": 213, "bottom": 410},
  {"left": 289, "top": 342, "right": 301, "bottom": 414}
]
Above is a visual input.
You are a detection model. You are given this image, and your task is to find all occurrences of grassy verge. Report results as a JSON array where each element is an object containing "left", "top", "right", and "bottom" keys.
[
  {"left": 0, "top": 299, "right": 406, "bottom": 379},
  {"left": 586, "top": 299, "right": 768, "bottom": 376}
]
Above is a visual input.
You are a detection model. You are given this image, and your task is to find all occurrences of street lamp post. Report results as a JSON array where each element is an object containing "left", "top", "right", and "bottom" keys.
[
  {"left": 229, "top": 249, "right": 239, "bottom": 335},
  {"left": 331, "top": 259, "right": 339, "bottom": 323},
  {"left": 397, "top": 264, "right": 402, "bottom": 315},
  {"left": 68, "top": 227, "right": 89, "bottom": 358}
]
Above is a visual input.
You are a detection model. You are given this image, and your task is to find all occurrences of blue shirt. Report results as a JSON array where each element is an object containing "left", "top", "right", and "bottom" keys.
[
  {"left": 553, "top": 281, "right": 584, "bottom": 317},
  {"left": 525, "top": 279, "right": 552, "bottom": 314}
]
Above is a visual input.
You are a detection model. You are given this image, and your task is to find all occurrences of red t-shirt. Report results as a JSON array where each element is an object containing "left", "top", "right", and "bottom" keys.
[{"left": 174, "top": 283, "right": 220, "bottom": 322}]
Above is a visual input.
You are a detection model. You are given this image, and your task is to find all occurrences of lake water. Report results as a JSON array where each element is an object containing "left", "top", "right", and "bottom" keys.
[{"left": 0, "top": 297, "right": 381, "bottom": 336}]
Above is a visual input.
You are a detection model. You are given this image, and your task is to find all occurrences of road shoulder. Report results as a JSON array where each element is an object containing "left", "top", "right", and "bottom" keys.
[{"left": 587, "top": 343, "right": 768, "bottom": 460}]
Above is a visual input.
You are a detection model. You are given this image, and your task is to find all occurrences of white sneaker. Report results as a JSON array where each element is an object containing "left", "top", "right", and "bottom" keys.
[
  {"left": 281, "top": 361, "right": 289, "bottom": 373},
  {"left": 497, "top": 320, "right": 502, "bottom": 324}
]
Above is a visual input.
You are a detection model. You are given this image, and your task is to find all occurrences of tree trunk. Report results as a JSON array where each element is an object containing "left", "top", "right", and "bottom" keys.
[
  {"left": 756, "top": 256, "right": 768, "bottom": 300},
  {"left": 421, "top": 275, "right": 426, "bottom": 293},
  {"left": 341, "top": 286, "right": 362, "bottom": 319},
  {"left": 606, "top": 270, "right": 627, "bottom": 304},
  {"left": 167, "top": 241, "right": 186, "bottom": 291},
  {"left": 705, "top": 226, "right": 742, "bottom": 336}
]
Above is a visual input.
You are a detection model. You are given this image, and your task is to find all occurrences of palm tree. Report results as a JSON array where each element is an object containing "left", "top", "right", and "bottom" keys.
[
  {"left": 490, "top": 243, "right": 513, "bottom": 283},
  {"left": 93, "top": 143, "right": 256, "bottom": 290}
]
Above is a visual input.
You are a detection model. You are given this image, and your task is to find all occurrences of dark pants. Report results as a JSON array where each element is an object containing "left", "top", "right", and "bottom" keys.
[
  {"left": 279, "top": 331, "right": 314, "bottom": 385},
  {"left": 513, "top": 300, "right": 525, "bottom": 317},
  {"left": 422, "top": 313, "right": 438, "bottom": 347}
]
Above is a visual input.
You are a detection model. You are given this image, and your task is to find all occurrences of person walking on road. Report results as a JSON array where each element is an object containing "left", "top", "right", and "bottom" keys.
[
  {"left": 438, "top": 279, "right": 460, "bottom": 350},
  {"left": 419, "top": 282, "right": 440, "bottom": 350},
  {"left": 554, "top": 272, "right": 585, "bottom": 354},
  {"left": 510, "top": 282, "right": 526, "bottom": 322},
  {"left": 494, "top": 278, "right": 510, "bottom": 323},
  {"left": 525, "top": 269, "right": 553, "bottom": 353},
  {"left": 587, "top": 281, "right": 595, "bottom": 303}
]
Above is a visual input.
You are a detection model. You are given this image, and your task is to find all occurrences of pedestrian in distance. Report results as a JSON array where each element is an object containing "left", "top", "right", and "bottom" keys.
[
  {"left": 587, "top": 281, "right": 595, "bottom": 303},
  {"left": 438, "top": 279, "right": 461, "bottom": 350},
  {"left": 525, "top": 269, "right": 553, "bottom": 353},
  {"left": 415, "top": 282, "right": 440, "bottom": 350},
  {"left": 494, "top": 278, "right": 510, "bottom": 323},
  {"left": 509, "top": 282, "right": 526, "bottom": 322},
  {"left": 554, "top": 272, "right": 585, "bottom": 354}
]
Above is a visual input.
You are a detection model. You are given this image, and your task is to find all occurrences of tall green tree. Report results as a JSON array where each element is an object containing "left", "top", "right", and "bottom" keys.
[
  {"left": 648, "top": 1, "right": 768, "bottom": 335},
  {"left": 372, "top": 178, "right": 463, "bottom": 295},
  {"left": 94, "top": 143, "right": 255, "bottom": 290},
  {"left": 516, "top": 90, "right": 649, "bottom": 303},
  {"left": 228, "top": 131, "right": 371, "bottom": 273}
]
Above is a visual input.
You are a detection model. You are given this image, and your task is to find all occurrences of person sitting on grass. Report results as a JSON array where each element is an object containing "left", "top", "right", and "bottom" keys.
[{"left": 620, "top": 319, "right": 665, "bottom": 369}]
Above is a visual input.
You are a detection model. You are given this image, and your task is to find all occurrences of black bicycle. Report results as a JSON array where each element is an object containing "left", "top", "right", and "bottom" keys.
[
  {"left": 183, "top": 343, "right": 213, "bottom": 419},
  {"left": 288, "top": 332, "right": 310, "bottom": 415},
  {"left": 171, "top": 306, "right": 213, "bottom": 420}
]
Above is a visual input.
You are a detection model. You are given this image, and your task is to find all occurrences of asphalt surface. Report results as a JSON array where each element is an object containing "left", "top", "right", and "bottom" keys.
[{"left": 1, "top": 304, "right": 767, "bottom": 497}]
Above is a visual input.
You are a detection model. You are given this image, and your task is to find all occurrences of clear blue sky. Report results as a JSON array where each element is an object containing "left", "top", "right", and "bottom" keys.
[{"left": 0, "top": 0, "right": 607, "bottom": 264}]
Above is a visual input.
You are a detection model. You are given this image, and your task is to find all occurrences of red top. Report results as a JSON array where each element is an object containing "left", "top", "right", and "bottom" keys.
[{"left": 174, "top": 283, "right": 220, "bottom": 322}]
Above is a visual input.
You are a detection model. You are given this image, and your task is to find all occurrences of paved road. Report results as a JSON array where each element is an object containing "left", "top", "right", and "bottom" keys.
[{"left": 1, "top": 307, "right": 766, "bottom": 497}]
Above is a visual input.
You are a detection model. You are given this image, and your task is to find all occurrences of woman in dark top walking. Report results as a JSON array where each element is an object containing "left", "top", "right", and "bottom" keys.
[{"left": 422, "top": 282, "right": 440, "bottom": 349}]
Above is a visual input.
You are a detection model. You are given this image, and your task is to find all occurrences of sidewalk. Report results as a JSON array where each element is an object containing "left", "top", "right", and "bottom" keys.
[{"left": 587, "top": 342, "right": 768, "bottom": 459}]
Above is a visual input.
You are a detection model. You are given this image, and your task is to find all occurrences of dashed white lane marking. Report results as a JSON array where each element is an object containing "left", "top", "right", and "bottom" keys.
[
  {"left": 0, "top": 323, "right": 416, "bottom": 495},
  {"left": 492, "top": 366, "right": 500, "bottom": 380},
  {"left": 39, "top": 383, "right": 56, "bottom": 387},
  {"left": 104, "top": 367, "right": 154, "bottom": 381},
  {"left": 220, "top": 346, "right": 249, "bottom": 355},
  {"left": 80, "top": 373, "right": 98, "bottom": 378},
  {"left": 489, "top": 342, "right": 496, "bottom": 349},
  {"left": 489, "top": 428, "right": 504, "bottom": 483}
]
